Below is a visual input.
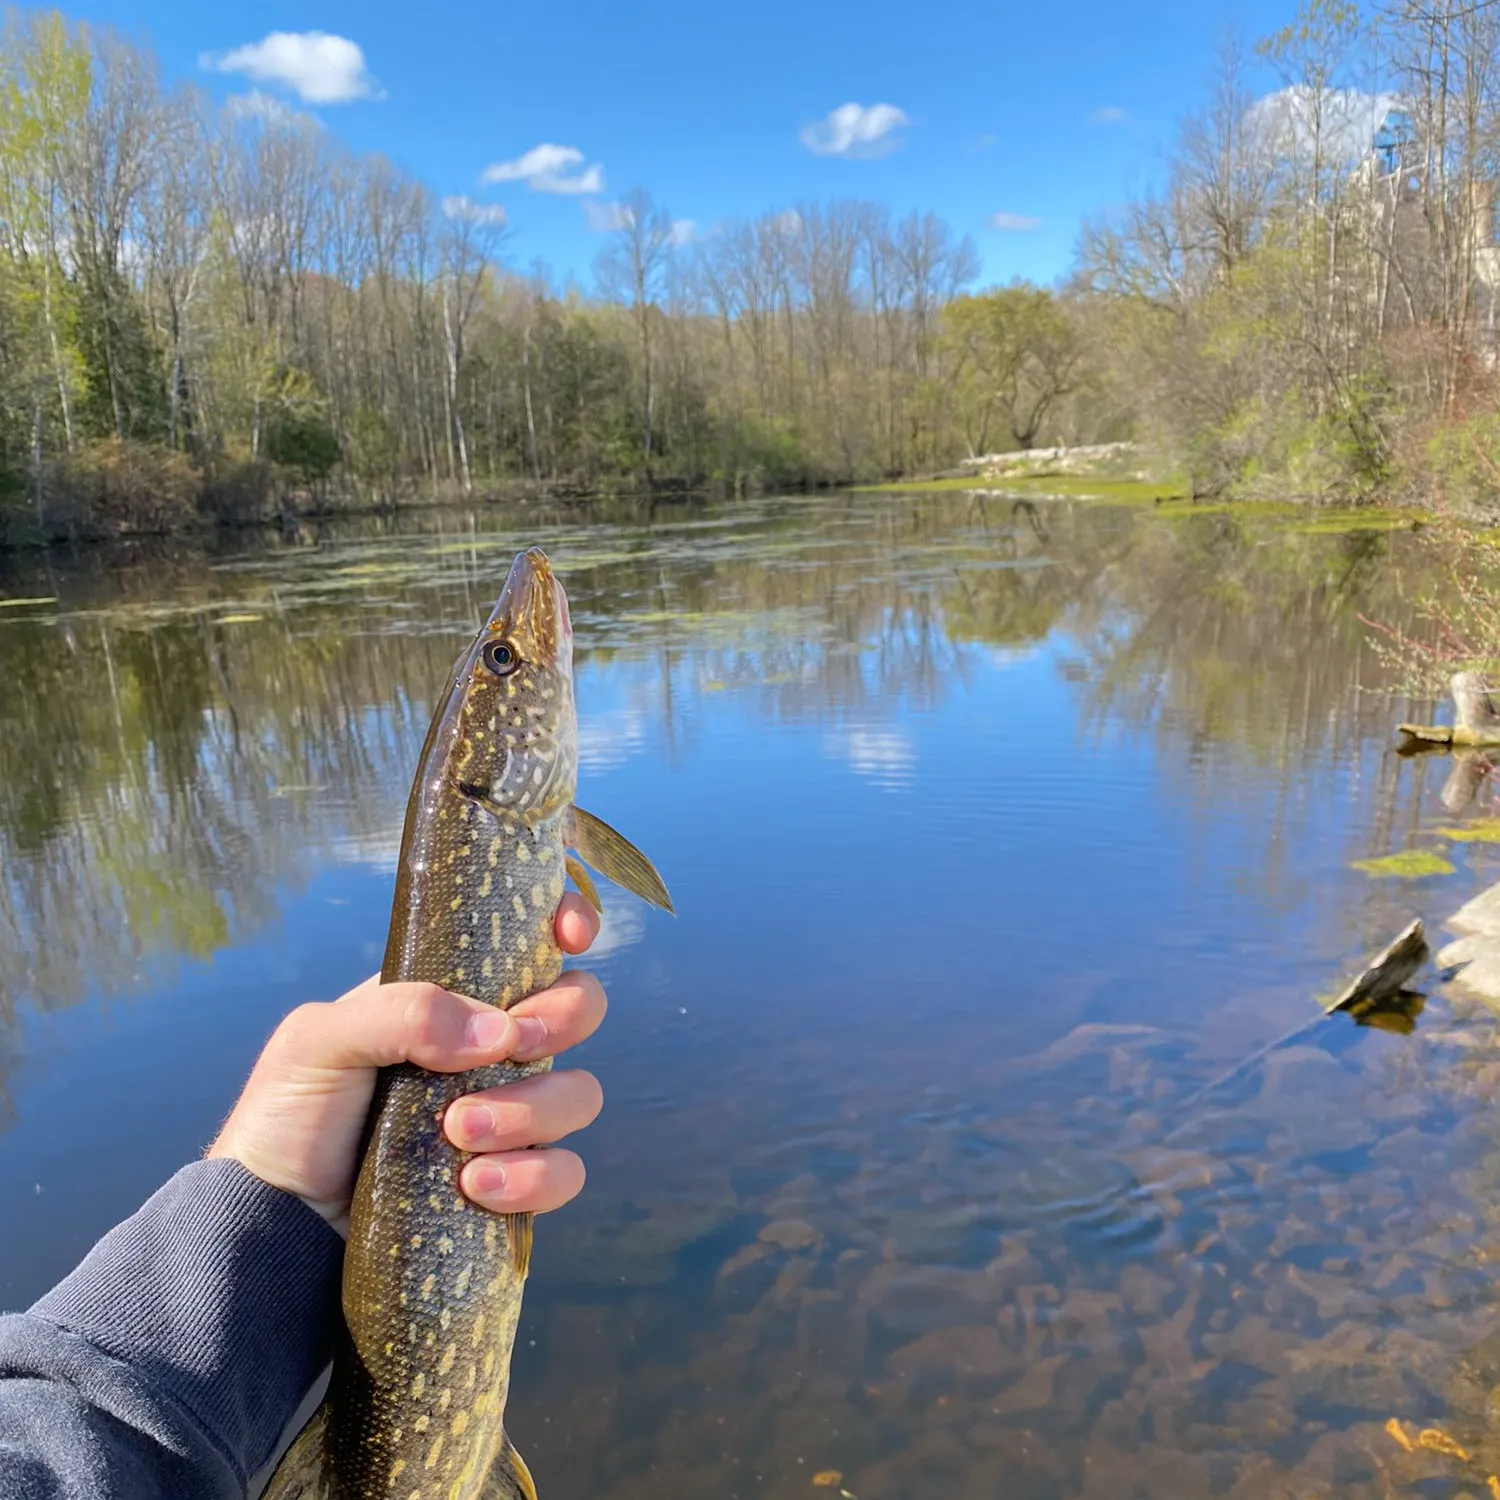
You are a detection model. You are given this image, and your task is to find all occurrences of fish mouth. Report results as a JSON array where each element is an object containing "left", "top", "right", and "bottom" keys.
[{"left": 487, "top": 547, "right": 570, "bottom": 665}]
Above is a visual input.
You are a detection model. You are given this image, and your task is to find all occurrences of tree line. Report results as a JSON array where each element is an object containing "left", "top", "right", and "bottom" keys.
[
  {"left": 5, "top": 0, "right": 1500, "bottom": 540},
  {"left": 2, "top": 9, "right": 1103, "bottom": 539}
]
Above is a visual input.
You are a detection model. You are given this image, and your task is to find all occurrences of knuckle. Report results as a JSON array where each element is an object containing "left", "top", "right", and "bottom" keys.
[
  {"left": 566, "top": 969, "right": 607, "bottom": 1016},
  {"left": 400, "top": 984, "right": 453, "bottom": 1049},
  {"left": 273, "top": 1002, "right": 328, "bottom": 1051}
]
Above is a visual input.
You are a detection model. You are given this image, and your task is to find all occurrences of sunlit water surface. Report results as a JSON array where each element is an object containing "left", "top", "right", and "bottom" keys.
[{"left": 3, "top": 492, "right": 1500, "bottom": 1497}]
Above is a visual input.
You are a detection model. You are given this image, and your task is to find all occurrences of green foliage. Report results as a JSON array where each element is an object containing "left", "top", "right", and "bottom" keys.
[
  {"left": 266, "top": 409, "right": 341, "bottom": 486},
  {"left": 1421, "top": 413, "right": 1500, "bottom": 510}
]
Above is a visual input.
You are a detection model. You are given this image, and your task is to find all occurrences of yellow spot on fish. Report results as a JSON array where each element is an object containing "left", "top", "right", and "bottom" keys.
[
  {"left": 449, "top": 897, "right": 462, "bottom": 912},
  {"left": 530, "top": 884, "right": 546, "bottom": 909},
  {"left": 426, "top": 1436, "right": 446, "bottom": 1469},
  {"left": 534, "top": 938, "right": 550, "bottom": 966},
  {"left": 451, "top": 1411, "right": 469, "bottom": 1436},
  {"left": 421, "top": 1274, "right": 436, "bottom": 1299},
  {"left": 384, "top": 1340, "right": 395, "bottom": 1357},
  {"left": 411, "top": 1372, "right": 426, "bottom": 1397},
  {"left": 512, "top": 894, "right": 527, "bottom": 920},
  {"left": 484, "top": 1222, "right": 498, "bottom": 1250},
  {"left": 492, "top": 912, "right": 503, "bottom": 946},
  {"left": 439, "top": 1388, "right": 452, "bottom": 1412},
  {"left": 428, "top": 1194, "right": 443, "bottom": 1212},
  {"left": 483, "top": 1349, "right": 495, "bottom": 1376},
  {"left": 488, "top": 841, "right": 501, "bottom": 868},
  {"left": 458, "top": 934, "right": 471, "bottom": 950},
  {"left": 440, "top": 1308, "right": 452, "bottom": 1330},
  {"left": 488, "top": 716, "right": 497, "bottom": 731},
  {"left": 471, "top": 1312, "right": 487, "bottom": 1344},
  {"left": 391, "top": 1458, "right": 406, "bottom": 1479},
  {"left": 439, "top": 1343, "right": 456, "bottom": 1375},
  {"left": 437, "top": 1235, "right": 454, "bottom": 1255},
  {"left": 515, "top": 842, "right": 531, "bottom": 863},
  {"left": 520, "top": 966, "right": 534, "bottom": 991},
  {"left": 455, "top": 1264, "right": 473, "bottom": 1296},
  {"left": 478, "top": 873, "right": 492, "bottom": 898},
  {"left": 482, "top": 958, "right": 494, "bottom": 980},
  {"left": 537, "top": 844, "right": 553, "bottom": 863},
  {"left": 411, "top": 1235, "right": 423, "bottom": 1249}
]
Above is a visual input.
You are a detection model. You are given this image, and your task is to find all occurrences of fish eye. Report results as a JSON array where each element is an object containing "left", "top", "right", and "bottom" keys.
[{"left": 482, "top": 639, "right": 519, "bottom": 676}]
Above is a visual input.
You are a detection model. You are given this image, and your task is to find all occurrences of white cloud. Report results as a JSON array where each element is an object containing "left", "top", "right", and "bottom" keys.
[
  {"left": 800, "top": 102, "right": 908, "bottom": 159},
  {"left": 990, "top": 211, "right": 1042, "bottom": 232},
  {"left": 480, "top": 144, "right": 604, "bottom": 195},
  {"left": 442, "top": 195, "right": 508, "bottom": 227},
  {"left": 1248, "top": 86, "right": 1402, "bottom": 168},
  {"left": 669, "top": 219, "right": 696, "bottom": 246},
  {"left": 824, "top": 727, "right": 916, "bottom": 790},
  {"left": 1090, "top": 105, "right": 1128, "bottom": 125},
  {"left": 200, "top": 32, "right": 380, "bottom": 104},
  {"left": 583, "top": 199, "right": 632, "bottom": 232}
]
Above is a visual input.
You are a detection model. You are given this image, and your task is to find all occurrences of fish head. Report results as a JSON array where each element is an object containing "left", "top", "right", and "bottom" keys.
[{"left": 446, "top": 547, "right": 578, "bottom": 821}]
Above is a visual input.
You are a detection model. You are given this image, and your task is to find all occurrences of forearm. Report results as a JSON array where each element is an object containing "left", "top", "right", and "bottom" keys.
[{"left": 0, "top": 1158, "right": 341, "bottom": 1500}]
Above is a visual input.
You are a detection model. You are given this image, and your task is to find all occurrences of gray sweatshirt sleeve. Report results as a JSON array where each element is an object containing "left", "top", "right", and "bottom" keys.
[{"left": 0, "top": 1157, "right": 343, "bottom": 1500}]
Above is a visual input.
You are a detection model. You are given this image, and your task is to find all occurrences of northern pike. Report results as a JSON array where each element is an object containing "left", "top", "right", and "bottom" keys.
[{"left": 265, "top": 547, "right": 672, "bottom": 1499}]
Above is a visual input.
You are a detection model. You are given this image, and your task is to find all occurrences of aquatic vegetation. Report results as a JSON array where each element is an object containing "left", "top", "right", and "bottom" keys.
[
  {"left": 1350, "top": 849, "right": 1456, "bottom": 878},
  {"left": 1439, "top": 822, "right": 1500, "bottom": 843}
]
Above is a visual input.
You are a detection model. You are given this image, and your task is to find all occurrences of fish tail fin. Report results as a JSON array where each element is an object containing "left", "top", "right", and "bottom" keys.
[
  {"left": 259, "top": 1402, "right": 333, "bottom": 1499},
  {"left": 480, "top": 1432, "right": 539, "bottom": 1499}
]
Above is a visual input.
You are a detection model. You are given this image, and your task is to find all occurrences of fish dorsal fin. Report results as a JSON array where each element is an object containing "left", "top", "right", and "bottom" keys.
[
  {"left": 567, "top": 807, "right": 673, "bottom": 913},
  {"left": 480, "top": 1434, "right": 539, "bottom": 1499},
  {"left": 259, "top": 1402, "right": 332, "bottom": 1499}
]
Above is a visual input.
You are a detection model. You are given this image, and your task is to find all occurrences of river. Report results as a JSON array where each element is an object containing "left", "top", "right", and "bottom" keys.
[{"left": 2, "top": 490, "right": 1498, "bottom": 1497}]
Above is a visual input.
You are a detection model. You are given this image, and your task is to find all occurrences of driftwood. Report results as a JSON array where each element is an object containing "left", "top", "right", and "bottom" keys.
[
  {"left": 1399, "top": 671, "right": 1500, "bottom": 747},
  {"left": 1175, "top": 919, "right": 1428, "bottom": 1113},
  {"left": 1322, "top": 918, "right": 1429, "bottom": 1013}
]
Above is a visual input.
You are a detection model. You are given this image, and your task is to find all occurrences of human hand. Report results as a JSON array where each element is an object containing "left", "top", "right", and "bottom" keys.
[{"left": 207, "top": 896, "right": 605, "bottom": 1235}]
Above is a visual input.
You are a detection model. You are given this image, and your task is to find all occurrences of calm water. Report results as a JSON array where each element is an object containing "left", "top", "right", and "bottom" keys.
[{"left": 4, "top": 492, "right": 1500, "bottom": 1497}]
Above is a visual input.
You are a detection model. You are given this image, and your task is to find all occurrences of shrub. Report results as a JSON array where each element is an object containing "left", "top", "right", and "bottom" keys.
[{"left": 52, "top": 439, "right": 198, "bottom": 536}]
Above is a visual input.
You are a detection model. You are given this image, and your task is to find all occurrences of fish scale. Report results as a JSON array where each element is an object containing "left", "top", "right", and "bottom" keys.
[{"left": 264, "top": 548, "right": 671, "bottom": 1500}]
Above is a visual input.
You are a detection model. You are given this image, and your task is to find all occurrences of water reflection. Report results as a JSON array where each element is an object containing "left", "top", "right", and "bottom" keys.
[{"left": 3, "top": 492, "right": 1497, "bottom": 1497}]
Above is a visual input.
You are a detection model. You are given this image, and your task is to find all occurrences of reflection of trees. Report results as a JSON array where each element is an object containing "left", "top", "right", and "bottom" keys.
[{"left": 0, "top": 496, "right": 1440, "bottom": 1121}]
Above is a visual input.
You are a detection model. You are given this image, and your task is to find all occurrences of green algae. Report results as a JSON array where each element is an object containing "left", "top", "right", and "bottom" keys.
[
  {"left": 1438, "top": 822, "right": 1500, "bottom": 843},
  {"left": 1350, "top": 849, "right": 1456, "bottom": 878}
]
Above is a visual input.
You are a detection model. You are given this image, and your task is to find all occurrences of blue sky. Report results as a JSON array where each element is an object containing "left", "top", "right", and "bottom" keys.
[{"left": 78, "top": 0, "right": 1300, "bottom": 288}]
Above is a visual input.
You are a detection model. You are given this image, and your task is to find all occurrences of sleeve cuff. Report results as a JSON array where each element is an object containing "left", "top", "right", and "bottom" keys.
[{"left": 30, "top": 1157, "right": 343, "bottom": 1476}]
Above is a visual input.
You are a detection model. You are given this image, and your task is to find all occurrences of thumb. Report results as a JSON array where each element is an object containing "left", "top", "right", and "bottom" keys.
[{"left": 273, "top": 981, "right": 542, "bottom": 1075}]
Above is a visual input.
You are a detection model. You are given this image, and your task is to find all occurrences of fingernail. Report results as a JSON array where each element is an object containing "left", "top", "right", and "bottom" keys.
[
  {"left": 452, "top": 1103, "right": 494, "bottom": 1148},
  {"left": 468, "top": 1159, "right": 508, "bottom": 1202},
  {"left": 464, "top": 1010, "right": 513, "bottom": 1053},
  {"left": 512, "top": 1015, "right": 549, "bottom": 1058}
]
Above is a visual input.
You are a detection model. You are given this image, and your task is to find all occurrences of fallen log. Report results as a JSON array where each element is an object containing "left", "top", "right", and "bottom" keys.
[
  {"left": 1398, "top": 671, "right": 1500, "bottom": 747},
  {"left": 1398, "top": 723, "right": 1500, "bottom": 747}
]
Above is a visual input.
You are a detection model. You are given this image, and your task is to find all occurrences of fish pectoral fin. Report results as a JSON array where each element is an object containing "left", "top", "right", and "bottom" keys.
[
  {"left": 259, "top": 1402, "right": 332, "bottom": 1499},
  {"left": 479, "top": 1433, "right": 539, "bottom": 1500},
  {"left": 567, "top": 807, "right": 674, "bottom": 913},
  {"left": 504, "top": 1210, "right": 534, "bottom": 1279},
  {"left": 564, "top": 855, "right": 603, "bottom": 913}
]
